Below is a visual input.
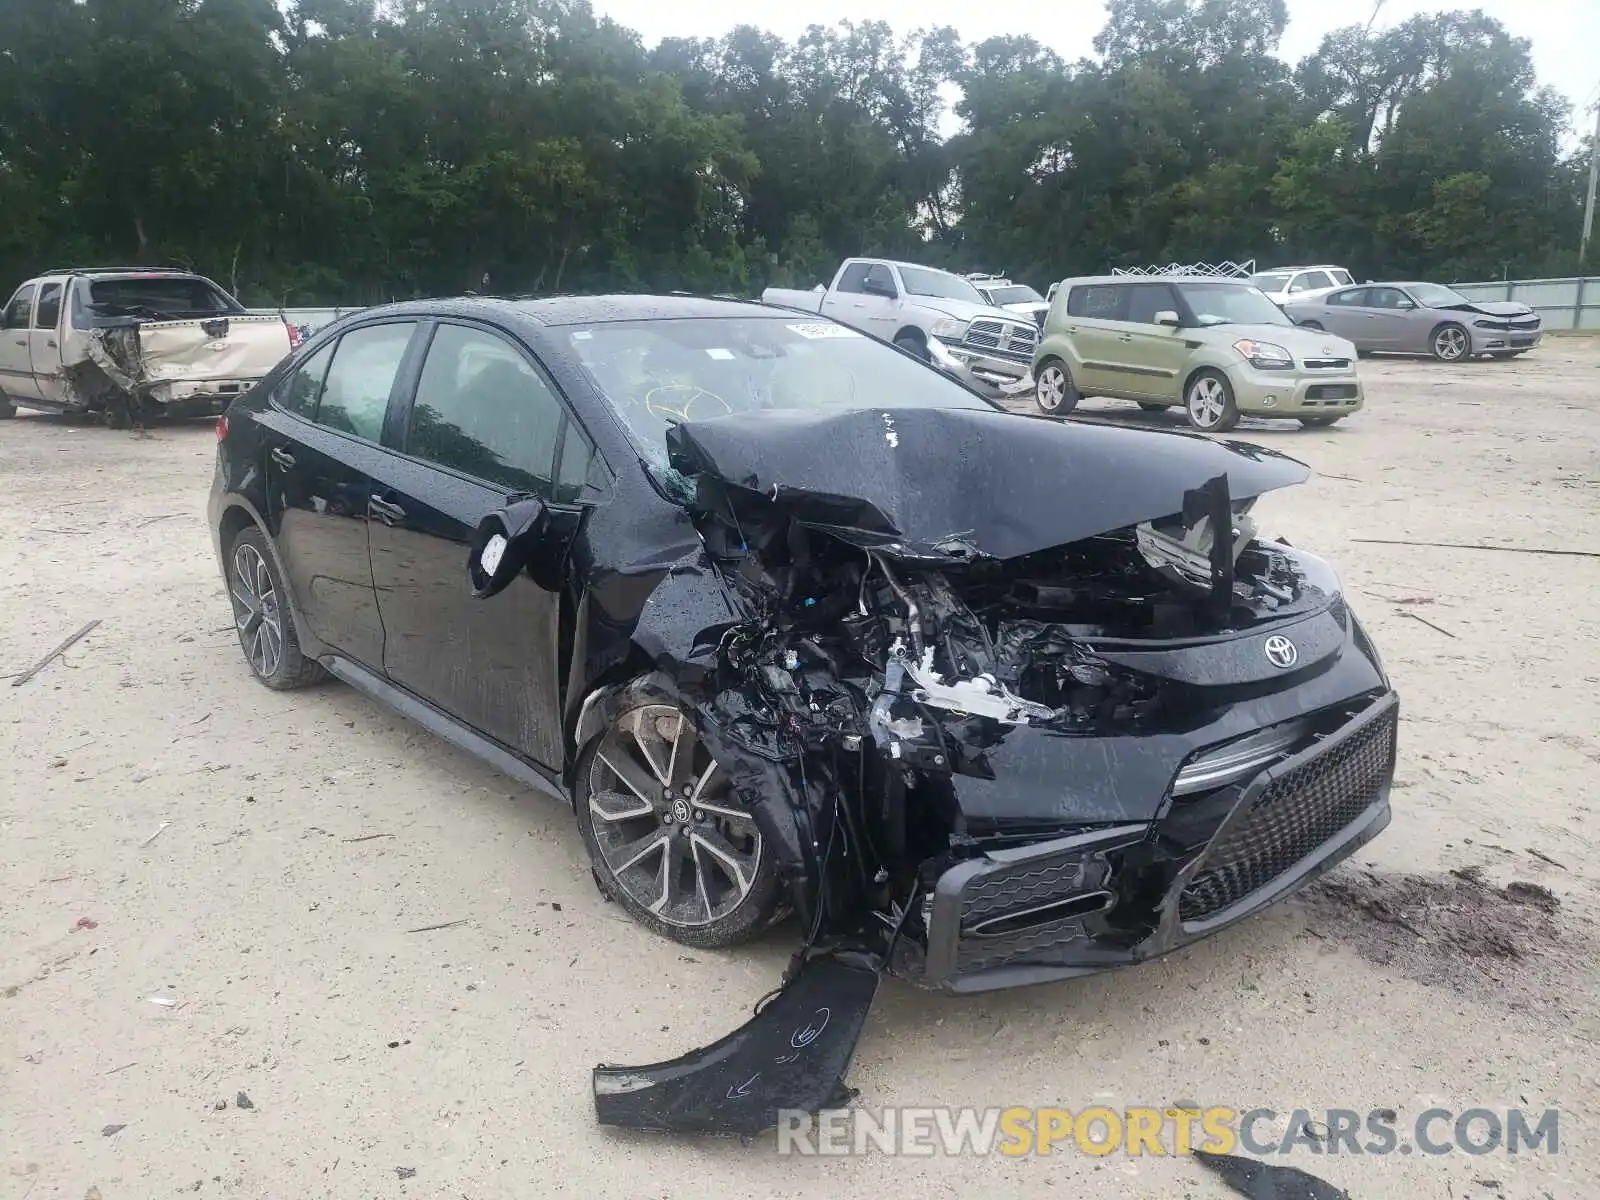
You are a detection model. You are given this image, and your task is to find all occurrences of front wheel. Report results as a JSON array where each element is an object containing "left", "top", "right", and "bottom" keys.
[
  {"left": 894, "top": 332, "right": 930, "bottom": 362},
  {"left": 574, "top": 683, "right": 780, "bottom": 949},
  {"left": 1034, "top": 358, "right": 1079, "bottom": 414},
  {"left": 1431, "top": 322, "right": 1470, "bottom": 362},
  {"left": 1184, "top": 369, "right": 1240, "bottom": 432}
]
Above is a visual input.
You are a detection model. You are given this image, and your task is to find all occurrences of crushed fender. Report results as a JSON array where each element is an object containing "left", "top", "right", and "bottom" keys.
[{"left": 593, "top": 953, "right": 880, "bottom": 1135}]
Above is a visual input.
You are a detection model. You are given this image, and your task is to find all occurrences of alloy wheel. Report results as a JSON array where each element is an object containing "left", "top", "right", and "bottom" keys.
[
  {"left": 1187, "top": 376, "right": 1227, "bottom": 429},
  {"left": 230, "top": 542, "right": 284, "bottom": 678},
  {"left": 587, "top": 704, "right": 763, "bottom": 928},
  {"left": 1036, "top": 363, "right": 1069, "bottom": 412},
  {"left": 1433, "top": 326, "right": 1467, "bottom": 361}
]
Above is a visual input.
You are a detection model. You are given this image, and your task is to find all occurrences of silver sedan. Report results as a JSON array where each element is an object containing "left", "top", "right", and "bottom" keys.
[{"left": 1283, "top": 282, "right": 1542, "bottom": 362}]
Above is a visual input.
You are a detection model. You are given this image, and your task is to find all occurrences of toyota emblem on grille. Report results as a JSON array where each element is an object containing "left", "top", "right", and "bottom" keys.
[{"left": 1264, "top": 635, "right": 1298, "bottom": 669}]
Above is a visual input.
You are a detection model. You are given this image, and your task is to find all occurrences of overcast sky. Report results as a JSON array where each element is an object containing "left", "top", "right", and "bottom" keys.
[{"left": 592, "top": 0, "right": 1600, "bottom": 138}]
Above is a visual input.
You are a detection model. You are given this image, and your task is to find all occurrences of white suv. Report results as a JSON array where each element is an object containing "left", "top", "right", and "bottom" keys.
[{"left": 1249, "top": 266, "right": 1354, "bottom": 306}]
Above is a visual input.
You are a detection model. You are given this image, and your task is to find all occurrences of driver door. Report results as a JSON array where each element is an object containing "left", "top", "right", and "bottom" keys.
[
  {"left": 0, "top": 284, "right": 40, "bottom": 402},
  {"left": 366, "top": 319, "right": 585, "bottom": 768},
  {"left": 835, "top": 263, "right": 901, "bottom": 342}
]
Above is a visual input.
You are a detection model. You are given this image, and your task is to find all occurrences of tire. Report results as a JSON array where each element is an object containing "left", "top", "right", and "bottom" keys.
[
  {"left": 226, "top": 526, "right": 323, "bottom": 690},
  {"left": 1183, "top": 369, "right": 1240, "bottom": 432},
  {"left": 1137, "top": 402, "right": 1168, "bottom": 413},
  {"left": 1034, "top": 358, "right": 1079, "bottom": 414},
  {"left": 1299, "top": 416, "right": 1343, "bottom": 428},
  {"left": 893, "top": 331, "right": 930, "bottom": 362},
  {"left": 574, "top": 678, "right": 780, "bottom": 949},
  {"left": 0, "top": 387, "right": 15, "bottom": 419},
  {"left": 104, "top": 399, "right": 131, "bottom": 430},
  {"left": 1430, "top": 322, "right": 1469, "bottom": 362}
]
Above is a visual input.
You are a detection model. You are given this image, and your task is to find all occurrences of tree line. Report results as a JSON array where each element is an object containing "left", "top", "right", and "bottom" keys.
[{"left": 0, "top": 0, "right": 1589, "bottom": 305}]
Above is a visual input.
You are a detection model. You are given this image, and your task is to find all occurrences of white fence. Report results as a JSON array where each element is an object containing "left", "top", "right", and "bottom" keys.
[{"left": 1449, "top": 277, "right": 1600, "bottom": 331}]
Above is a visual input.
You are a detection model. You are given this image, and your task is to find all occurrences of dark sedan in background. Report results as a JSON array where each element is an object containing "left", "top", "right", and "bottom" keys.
[
  {"left": 208, "top": 293, "right": 1397, "bottom": 1131},
  {"left": 1284, "top": 281, "right": 1542, "bottom": 361}
]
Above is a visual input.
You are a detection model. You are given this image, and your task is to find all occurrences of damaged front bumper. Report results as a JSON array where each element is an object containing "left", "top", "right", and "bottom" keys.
[
  {"left": 926, "top": 337, "right": 1033, "bottom": 399},
  {"left": 907, "top": 691, "right": 1398, "bottom": 992}
]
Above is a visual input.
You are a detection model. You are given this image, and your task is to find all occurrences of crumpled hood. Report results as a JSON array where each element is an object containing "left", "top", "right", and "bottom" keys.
[
  {"left": 1449, "top": 300, "right": 1535, "bottom": 318},
  {"left": 666, "top": 406, "right": 1310, "bottom": 561}
]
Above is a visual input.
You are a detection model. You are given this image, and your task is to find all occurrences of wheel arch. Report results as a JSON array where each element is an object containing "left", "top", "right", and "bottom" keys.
[{"left": 892, "top": 324, "right": 927, "bottom": 347}]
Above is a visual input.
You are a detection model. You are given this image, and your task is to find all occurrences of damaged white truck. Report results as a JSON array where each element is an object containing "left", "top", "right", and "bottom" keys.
[{"left": 0, "top": 267, "right": 296, "bottom": 426}]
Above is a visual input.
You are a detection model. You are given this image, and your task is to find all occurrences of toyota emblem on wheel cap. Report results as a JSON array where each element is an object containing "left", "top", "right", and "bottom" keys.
[{"left": 1264, "top": 635, "right": 1298, "bottom": 669}]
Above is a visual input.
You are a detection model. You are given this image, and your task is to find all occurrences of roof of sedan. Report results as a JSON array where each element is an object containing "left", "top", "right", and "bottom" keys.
[{"left": 502, "top": 293, "right": 783, "bottom": 326}]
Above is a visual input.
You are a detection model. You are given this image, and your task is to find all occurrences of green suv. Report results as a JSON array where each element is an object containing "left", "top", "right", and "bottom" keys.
[{"left": 1032, "top": 276, "right": 1364, "bottom": 431}]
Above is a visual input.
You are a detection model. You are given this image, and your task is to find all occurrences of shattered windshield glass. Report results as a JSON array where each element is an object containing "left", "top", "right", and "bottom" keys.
[
  {"left": 566, "top": 316, "right": 993, "bottom": 465},
  {"left": 1177, "top": 283, "right": 1292, "bottom": 327}
]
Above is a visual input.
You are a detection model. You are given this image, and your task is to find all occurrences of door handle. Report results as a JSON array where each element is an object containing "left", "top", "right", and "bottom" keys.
[
  {"left": 46, "top": 338, "right": 56, "bottom": 348},
  {"left": 368, "top": 495, "right": 406, "bottom": 524},
  {"left": 270, "top": 447, "right": 296, "bottom": 469}
]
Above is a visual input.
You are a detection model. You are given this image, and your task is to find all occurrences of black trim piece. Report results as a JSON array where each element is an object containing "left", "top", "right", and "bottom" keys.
[{"left": 321, "top": 654, "right": 570, "bottom": 805}]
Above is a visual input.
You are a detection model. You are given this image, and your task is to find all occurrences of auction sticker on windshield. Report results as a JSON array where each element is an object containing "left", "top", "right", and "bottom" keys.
[{"left": 787, "top": 323, "right": 863, "bottom": 339}]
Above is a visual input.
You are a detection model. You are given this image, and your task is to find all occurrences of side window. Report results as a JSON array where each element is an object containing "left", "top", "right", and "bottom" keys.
[
  {"left": 1125, "top": 284, "right": 1178, "bottom": 325},
  {"left": 1290, "top": 271, "right": 1333, "bottom": 293},
  {"left": 1067, "top": 284, "right": 1126, "bottom": 320},
  {"left": 407, "top": 323, "right": 565, "bottom": 495},
  {"left": 1327, "top": 289, "right": 1367, "bottom": 307},
  {"left": 315, "top": 322, "right": 416, "bottom": 441},
  {"left": 34, "top": 283, "right": 63, "bottom": 330},
  {"left": 862, "top": 264, "right": 897, "bottom": 296},
  {"left": 3, "top": 285, "right": 36, "bottom": 329},
  {"left": 1369, "top": 287, "right": 1412, "bottom": 310},
  {"left": 835, "top": 263, "right": 871, "bottom": 294},
  {"left": 276, "top": 341, "right": 336, "bottom": 416},
  {"left": 554, "top": 426, "right": 596, "bottom": 504}
]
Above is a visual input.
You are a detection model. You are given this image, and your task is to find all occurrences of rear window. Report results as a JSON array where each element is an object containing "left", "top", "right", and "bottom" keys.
[{"left": 81, "top": 275, "right": 242, "bottom": 323}]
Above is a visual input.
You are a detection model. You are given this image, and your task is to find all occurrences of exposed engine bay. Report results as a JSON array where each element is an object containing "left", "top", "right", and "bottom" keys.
[{"left": 591, "top": 406, "right": 1397, "bottom": 1135}]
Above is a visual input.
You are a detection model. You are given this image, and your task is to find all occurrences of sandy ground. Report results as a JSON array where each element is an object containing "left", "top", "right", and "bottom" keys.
[{"left": 3, "top": 340, "right": 1599, "bottom": 1200}]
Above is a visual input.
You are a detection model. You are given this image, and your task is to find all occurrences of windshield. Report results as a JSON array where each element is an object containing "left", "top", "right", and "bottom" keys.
[
  {"left": 1249, "top": 272, "right": 1292, "bottom": 291},
  {"left": 565, "top": 316, "right": 992, "bottom": 465},
  {"left": 1176, "top": 283, "right": 1292, "bottom": 328},
  {"left": 1408, "top": 282, "right": 1469, "bottom": 308},
  {"left": 897, "top": 265, "right": 986, "bottom": 304},
  {"left": 986, "top": 284, "right": 1044, "bottom": 305}
]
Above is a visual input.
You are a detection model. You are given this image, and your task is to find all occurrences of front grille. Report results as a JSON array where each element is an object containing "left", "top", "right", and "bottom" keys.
[
  {"left": 1509, "top": 318, "right": 1540, "bottom": 331},
  {"left": 1301, "top": 357, "right": 1350, "bottom": 370},
  {"left": 1178, "top": 703, "right": 1397, "bottom": 922},
  {"left": 1305, "top": 384, "right": 1358, "bottom": 400},
  {"left": 964, "top": 318, "right": 1037, "bottom": 359},
  {"left": 960, "top": 855, "right": 1094, "bottom": 925}
]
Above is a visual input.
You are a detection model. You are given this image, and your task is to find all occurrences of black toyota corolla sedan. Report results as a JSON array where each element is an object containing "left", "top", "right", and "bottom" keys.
[{"left": 210, "top": 295, "right": 1396, "bottom": 1128}]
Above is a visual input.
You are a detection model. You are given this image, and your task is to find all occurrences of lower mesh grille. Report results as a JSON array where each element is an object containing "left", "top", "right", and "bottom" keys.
[{"left": 1178, "top": 704, "right": 1397, "bottom": 922}]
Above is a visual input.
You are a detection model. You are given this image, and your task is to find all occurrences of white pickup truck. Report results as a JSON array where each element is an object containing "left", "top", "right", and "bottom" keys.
[
  {"left": 761, "top": 258, "right": 1038, "bottom": 397},
  {"left": 0, "top": 267, "right": 296, "bottom": 426}
]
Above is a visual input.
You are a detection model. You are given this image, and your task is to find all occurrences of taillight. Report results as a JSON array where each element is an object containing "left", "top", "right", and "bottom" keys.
[
  {"left": 216, "top": 414, "right": 229, "bottom": 441},
  {"left": 285, "top": 319, "right": 301, "bottom": 350}
]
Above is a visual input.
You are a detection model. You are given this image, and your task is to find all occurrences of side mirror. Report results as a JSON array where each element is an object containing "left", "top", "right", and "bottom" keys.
[
  {"left": 467, "top": 494, "right": 547, "bottom": 598},
  {"left": 861, "top": 275, "right": 896, "bottom": 298},
  {"left": 1155, "top": 310, "right": 1182, "bottom": 327}
]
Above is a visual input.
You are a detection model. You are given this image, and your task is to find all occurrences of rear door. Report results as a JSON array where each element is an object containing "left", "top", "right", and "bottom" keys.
[
  {"left": 822, "top": 262, "right": 900, "bottom": 341},
  {"left": 28, "top": 279, "right": 68, "bottom": 404},
  {"left": 259, "top": 320, "right": 422, "bottom": 670},
  {"left": 366, "top": 319, "right": 585, "bottom": 768},
  {"left": 1314, "top": 288, "right": 1371, "bottom": 342},
  {"left": 0, "top": 284, "right": 40, "bottom": 401},
  {"left": 1062, "top": 283, "right": 1129, "bottom": 395}
]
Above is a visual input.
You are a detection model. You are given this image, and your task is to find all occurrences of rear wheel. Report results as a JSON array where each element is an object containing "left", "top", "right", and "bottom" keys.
[
  {"left": 226, "top": 526, "right": 323, "bottom": 690},
  {"left": 1430, "top": 322, "right": 1469, "bottom": 362},
  {"left": 1184, "top": 369, "right": 1240, "bottom": 432},
  {"left": 1034, "top": 358, "right": 1079, "bottom": 414},
  {"left": 575, "top": 681, "right": 779, "bottom": 948}
]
